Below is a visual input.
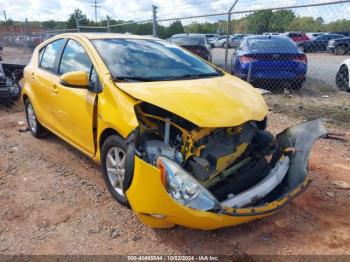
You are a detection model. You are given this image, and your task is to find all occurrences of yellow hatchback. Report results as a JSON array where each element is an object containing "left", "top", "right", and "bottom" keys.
[{"left": 22, "top": 33, "right": 327, "bottom": 230}]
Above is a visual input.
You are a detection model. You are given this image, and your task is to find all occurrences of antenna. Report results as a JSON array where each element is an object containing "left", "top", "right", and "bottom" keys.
[{"left": 79, "top": 0, "right": 106, "bottom": 22}]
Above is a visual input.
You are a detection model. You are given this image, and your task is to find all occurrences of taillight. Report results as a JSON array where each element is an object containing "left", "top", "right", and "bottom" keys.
[
  {"left": 239, "top": 55, "right": 255, "bottom": 64},
  {"left": 293, "top": 54, "right": 307, "bottom": 64}
]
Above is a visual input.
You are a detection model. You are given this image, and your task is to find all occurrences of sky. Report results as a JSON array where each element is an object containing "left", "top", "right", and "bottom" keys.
[{"left": 0, "top": 0, "right": 349, "bottom": 24}]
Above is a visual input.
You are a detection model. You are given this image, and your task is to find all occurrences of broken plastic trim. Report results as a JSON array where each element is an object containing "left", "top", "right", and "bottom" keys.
[
  {"left": 275, "top": 118, "right": 328, "bottom": 190},
  {"left": 221, "top": 156, "right": 290, "bottom": 208},
  {"left": 221, "top": 119, "right": 327, "bottom": 209}
]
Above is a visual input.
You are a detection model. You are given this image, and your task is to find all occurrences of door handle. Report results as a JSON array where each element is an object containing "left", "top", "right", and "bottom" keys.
[{"left": 52, "top": 84, "right": 58, "bottom": 94}]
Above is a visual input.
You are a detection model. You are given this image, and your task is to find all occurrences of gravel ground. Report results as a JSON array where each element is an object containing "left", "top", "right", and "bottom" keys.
[{"left": 0, "top": 103, "right": 349, "bottom": 256}]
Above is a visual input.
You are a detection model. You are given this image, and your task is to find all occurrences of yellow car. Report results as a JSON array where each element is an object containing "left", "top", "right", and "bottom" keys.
[{"left": 22, "top": 33, "right": 327, "bottom": 230}]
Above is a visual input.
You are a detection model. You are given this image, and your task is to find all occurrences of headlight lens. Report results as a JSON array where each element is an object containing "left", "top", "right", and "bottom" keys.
[{"left": 156, "top": 156, "right": 221, "bottom": 212}]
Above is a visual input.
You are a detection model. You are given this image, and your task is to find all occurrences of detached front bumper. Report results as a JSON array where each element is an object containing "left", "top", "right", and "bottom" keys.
[{"left": 126, "top": 119, "right": 327, "bottom": 230}]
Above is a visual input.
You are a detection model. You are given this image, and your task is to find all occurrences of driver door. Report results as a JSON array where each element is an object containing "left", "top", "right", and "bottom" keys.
[{"left": 52, "top": 39, "right": 97, "bottom": 157}]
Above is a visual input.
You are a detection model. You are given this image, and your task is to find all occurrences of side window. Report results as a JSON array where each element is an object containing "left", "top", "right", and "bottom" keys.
[
  {"left": 59, "top": 39, "right": 92, "bottom": 76},
  {"left": 40, "top": 39, "right": 65, "bottom": 73}
]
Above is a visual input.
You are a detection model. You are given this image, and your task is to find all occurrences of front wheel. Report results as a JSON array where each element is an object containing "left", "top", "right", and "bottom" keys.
[
  {"left": 25, "top": 99, "right": 47, "bottom": 138},
  {"left": 101, "top": 135, "right": 130, "bottom": 207}
]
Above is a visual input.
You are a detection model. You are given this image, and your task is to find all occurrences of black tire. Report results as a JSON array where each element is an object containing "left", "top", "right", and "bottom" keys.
[
  {"left": 336, "top": 66, "right": 349, "bottom": 92},
  {"left": 334, "top": 45, "right": 347, "bottom": 55},
  {"left": 3, "top": 69, "right": 21, "bottom": 100},
  {"left": 101, "top": 135, "right": 130, "bottom": 207},
  {"left": 289, "top": 81, "right": 303, "bottom": 91},
  {"left": 24, "top": 99, "right": 47, "bottom": 138},
  {"left": 208, "top": 53, "right": 212, "bottom": 63}
]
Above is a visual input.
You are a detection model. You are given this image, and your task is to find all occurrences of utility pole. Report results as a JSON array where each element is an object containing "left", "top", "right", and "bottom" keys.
[
  {"left": 225, "top": 0, "right": 239, "bottom": 71},
  {"left": 106, "top": 15, "right": 111, "bottom": 32},
  {"left": 152, "top": 5, "right": 158, "bottom": 37},
  {"left": 80, "top": 0, "right": 105, "bottom": 23},
  {"left": 3, "top": 10, "right": 9, "bottom": 34}
]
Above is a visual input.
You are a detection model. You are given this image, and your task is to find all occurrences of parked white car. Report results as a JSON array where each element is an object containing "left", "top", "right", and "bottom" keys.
[
  {"left": 336, "top": 58, "right": 350, "bottom": 92},
  {"left": 211, "top": 35, "right": 228, "bottom": 47},
  {"left": 205, "top": 34, "right": 220, "bottom": 43}
]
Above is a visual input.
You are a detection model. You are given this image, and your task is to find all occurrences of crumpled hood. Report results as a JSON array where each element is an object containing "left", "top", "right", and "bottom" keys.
[{"left": 117, "top": 74, "right": 268, "bottom": 127}]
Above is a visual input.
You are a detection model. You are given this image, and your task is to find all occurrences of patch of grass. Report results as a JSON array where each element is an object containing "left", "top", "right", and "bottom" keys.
[{"left": 265, "top": 89, "right": 350, "bottom": 129}]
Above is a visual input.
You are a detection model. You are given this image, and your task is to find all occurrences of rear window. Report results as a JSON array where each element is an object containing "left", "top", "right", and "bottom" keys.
[
  {"left": 248, "top": 38, "right": 298, "bottom": 52},
  {"left": 40, "top": 39, "right": 65, "bottom": 73},
  {"left": 171, "top": 36, "right": 204, "bottom": 45}
]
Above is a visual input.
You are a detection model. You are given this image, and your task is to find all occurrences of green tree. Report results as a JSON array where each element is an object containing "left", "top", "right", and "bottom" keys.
[
  {"left": 168, "top": 20, "right": 184, "bottom": 36},
  {"left": 269, "top": 10, "right": 295, "bottom": 32},
  {"left": 287, "top": 17, "right": 322, "bottom": 32},
  {"left": 247, "top": 10, "right": 273, "bottom": 34},
  {"left": 66, "top": 9, "right": 89, "bottom": 29}
]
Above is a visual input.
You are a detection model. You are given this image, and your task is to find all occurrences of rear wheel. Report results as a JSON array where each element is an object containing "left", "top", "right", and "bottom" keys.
[
  {"left": 336, "top": 65, "right": 349, "bottom": 92},
  {"left": 25, "top": 99, "right": 47, "bottom": 138},
  {"left": 101, "top": 135, "right": 130, "bottom": 207},
  {"left": 334, "top": 45, "right": 347, "bottom": 55},
  {"left": 289, "top": 81, "right": 304, "bottom": 91}
]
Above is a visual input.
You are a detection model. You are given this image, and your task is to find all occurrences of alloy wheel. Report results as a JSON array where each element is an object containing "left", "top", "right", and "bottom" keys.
[
  {"left": 106, "top": 146, "right": 126, "bottom": 196},
  {"left": 27, "top": 103, "right": 37, "bottom": 133}
]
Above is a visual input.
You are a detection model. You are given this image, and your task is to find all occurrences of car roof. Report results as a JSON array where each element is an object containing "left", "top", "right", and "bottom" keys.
[
  {"left": 171, "top": 33, "right": 205, "bottom": 37},
  {"left": 244, "top": 35, "right": 289, "bottom": 40},
  {"left": 54, "top": 32, "right": 159, "bottom": 41}
]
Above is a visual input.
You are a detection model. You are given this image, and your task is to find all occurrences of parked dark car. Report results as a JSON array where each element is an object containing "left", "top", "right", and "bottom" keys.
[
  {"left": 232, "top": 35, "right": 307, "bottom": 90},
  {"left": 0, "top": 60, "right": 25, "bottom": 105},
  {"left": 169, "top": 34, "right": 213, "bottom": 61},
  {"left": 298, "top": 34, "right": 344, "bottom": 52},
  {"left": 327, "top": 37, "right": 350, "bottom": 55}
]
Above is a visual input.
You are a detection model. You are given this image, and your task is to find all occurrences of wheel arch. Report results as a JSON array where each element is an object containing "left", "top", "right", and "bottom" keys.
[{"left": 99, "top": 128, "right": 123, "bottom": 151}]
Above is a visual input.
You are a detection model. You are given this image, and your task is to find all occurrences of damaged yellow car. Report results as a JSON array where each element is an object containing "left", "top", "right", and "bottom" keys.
[{"left": 22, "top": 33, "right": 327, "bottom": 230}]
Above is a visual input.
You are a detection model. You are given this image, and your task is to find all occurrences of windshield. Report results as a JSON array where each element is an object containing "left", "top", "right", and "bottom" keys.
[
  {"left": 248, "top": 38, "right": 298, "bottom": 52},
  {"left": 92, "top": 38, "right": 221, "bottom": 82}
]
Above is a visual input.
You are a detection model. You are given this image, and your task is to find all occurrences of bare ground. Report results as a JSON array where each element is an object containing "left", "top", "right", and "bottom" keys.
[{"left": 0, "top": 103, "right": 349, "bottom": 256}]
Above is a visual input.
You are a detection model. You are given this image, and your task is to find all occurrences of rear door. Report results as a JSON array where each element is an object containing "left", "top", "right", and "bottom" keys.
[
  {"left": 32, "top": 38, "right": 66, "bottom": 128},
  {"left": 53, "top": 38, "right": 97, "bottom": 156}
]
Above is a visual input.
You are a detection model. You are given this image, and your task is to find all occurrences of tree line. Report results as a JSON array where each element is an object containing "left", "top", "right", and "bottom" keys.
[{"left": 1, "top": 9, "right": 350, "bottom": 38}]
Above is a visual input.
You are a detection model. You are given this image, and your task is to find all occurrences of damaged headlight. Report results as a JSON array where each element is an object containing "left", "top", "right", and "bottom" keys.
[{"left": 156, "top": 156, "right": 221, "bottom": 212}]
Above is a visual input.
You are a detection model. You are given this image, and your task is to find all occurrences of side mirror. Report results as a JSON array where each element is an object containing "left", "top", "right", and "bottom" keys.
[{"left": 59, "top": 71, "right": 89, "bottom": 88}]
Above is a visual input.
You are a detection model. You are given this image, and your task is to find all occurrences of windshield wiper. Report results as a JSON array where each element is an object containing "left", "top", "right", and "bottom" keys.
[
  {"left": 164, "top": 72, "right": 222, "bottom": 81},
  {"left": 114, "top": 76, "right": 157, "bottom": 82}
]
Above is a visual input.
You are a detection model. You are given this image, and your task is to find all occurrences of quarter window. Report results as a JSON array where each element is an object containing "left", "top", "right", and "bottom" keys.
[
  {"left": 40, "top": 39, "right": 65, "bottom": 73},
  {"left": 59, "top": 40, "right": 92, "bottom": 75}
]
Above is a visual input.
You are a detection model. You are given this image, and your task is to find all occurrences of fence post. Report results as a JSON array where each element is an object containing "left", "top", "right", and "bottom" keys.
[
  {"left": 152, "top": 5, "right": 158, "bottom": 37},
  {"left": 225, "top": 0, "right": 239, "bottom": 71},
  {"left": 75, "top": 15, "right": 80, "bottom": 32},
  {"left": 107, "top": 15, "right": 111, "bottom": 32}
]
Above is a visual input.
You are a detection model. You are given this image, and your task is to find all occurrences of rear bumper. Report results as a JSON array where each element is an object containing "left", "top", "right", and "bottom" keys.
[{"left": 126, "top": 120, "right": 327, "bottom": 230}]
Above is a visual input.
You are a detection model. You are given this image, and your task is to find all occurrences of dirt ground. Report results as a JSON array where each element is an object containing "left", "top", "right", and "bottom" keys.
[
  {"left": 0, "top": 47, "right": 350, "bottom": 256},
  {"left": 0, "top": 103, "right": 349, "bottom": 256}
]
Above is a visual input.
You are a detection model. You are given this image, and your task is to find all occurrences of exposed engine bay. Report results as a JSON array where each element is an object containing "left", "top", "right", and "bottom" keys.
[{"left": 127, "top": 102, "right": 327, "bottom": 211}]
